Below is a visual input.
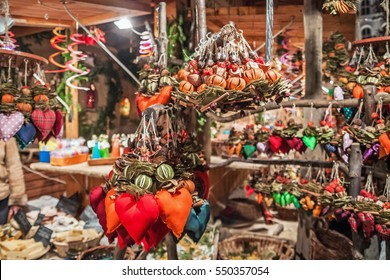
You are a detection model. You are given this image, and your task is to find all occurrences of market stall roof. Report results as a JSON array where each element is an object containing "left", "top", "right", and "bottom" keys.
[{"left": 9, "top": 0, "right": 151, "bottom": 36}]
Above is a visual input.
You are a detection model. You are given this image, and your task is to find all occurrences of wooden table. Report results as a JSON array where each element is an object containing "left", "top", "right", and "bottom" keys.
[
  {"left": 30, "top": 162, "right": 111, "bottom": 178},
  {"left": 30, "top": 162, "right": 110, "bottom": 213}
]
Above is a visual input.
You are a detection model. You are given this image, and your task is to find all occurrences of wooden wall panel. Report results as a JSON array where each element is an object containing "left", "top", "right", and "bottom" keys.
[
  {"left": 209, "top": 167, "right": 251, "bottom": 215},
  {"left": 207, "top": 5, "right": 356, "bottom": 52}
]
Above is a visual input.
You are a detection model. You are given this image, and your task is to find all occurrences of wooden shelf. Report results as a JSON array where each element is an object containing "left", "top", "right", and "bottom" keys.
[
  {"left": 352, "top": 36, "right": 390, "bottom": 46},
  {"left": 0, "top": 49, "right": 48, "bottom": 68}
]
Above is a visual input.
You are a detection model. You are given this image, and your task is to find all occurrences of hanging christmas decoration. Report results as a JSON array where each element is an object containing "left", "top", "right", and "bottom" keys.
[
  {"left": 172, "top": 24, "right": 292, "bottom": 113},
  {"left": 46, "top": 27, "right": 68, "bottom": 73},
  {"left": 119, "top": 97, "right": 131, "bottom": 117},
  {"left": 322, "top": 0, "right": 360, "bottom": 15},
  {"left": 85, "top": 84, "right": 97, "bottom": 109},
  {"left": 65, "top": 33, "right": 90, "bottom": 91}
]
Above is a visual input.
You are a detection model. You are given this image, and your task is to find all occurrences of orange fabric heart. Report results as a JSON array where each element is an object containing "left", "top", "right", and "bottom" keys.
[
  {"left": 379, "top": 133, "right": 390, "bottom": 156},
  {"left": 155, "top": 188, "right": 192, "bottom": 238},
  {"left": 105, "top": 188, "right": 121, "bottom": 234},
  {"left": 137, "top": 85, "right": 172, "bottom": 112}
]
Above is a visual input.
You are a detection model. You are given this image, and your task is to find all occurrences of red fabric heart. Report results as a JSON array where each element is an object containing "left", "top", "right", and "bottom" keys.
[
  {"left": 115, "top": 193, "right": 159, "bottom": 244},
  {"left": 155, "top": 189, "right": 192, "bottom": 238},
  {"left": 142, "top": 218, "right": 170, "bottom": 251},
  {"left": 268, "top": 135, "right": 282, "bottom": 153},
  {"left": 89, "top": 186, "right": 117, "bottom": 243},
  {"left": 116, "top": 225, "right": 135, "bottom": 249},
  {"left": 194, "top": 171, "right": 209, "bottom": 199},
  {"left": 279, "top": 140, "right": 291, "bottom": 154},
  {"left": 31, "top": 109, "right": 56, "bottom": 139},
  {"left": 52, "top": 109, "right": 63, "bottom": 137}
]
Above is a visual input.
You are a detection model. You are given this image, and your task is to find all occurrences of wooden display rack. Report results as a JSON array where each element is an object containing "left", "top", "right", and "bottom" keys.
[{"left": 0, "top": 49, "right": 48, "bottom": 68}]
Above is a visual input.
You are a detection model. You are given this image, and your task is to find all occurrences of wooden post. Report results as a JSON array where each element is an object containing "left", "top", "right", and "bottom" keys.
[
  {"left": 158, "top": 2, "right": 168, "bottom": 69},
  {"left": 363, "top": 85, "right": 377, "bottom": 125},
  {"left": 349, "top": 143, "right": 362, "bottom": 198},
  {"left": 265, "top": 0, "right": 274, "bottom": 63},
  {"left": 196, "top": 0, "right": 207, "bottom": 45},
  {"left": 113, "top": 245, "right": 127, "bottom": 260},
  {"left": 165, "top": 233, "right": 178, "bottom": 260},
  {"left": 296, "top": 0, "right": 323, "bottom": 260},
  {"left": 303, "top": 0, "right": 323, "bottom": 100},
  {"left": 195, "top": 0, "right": 211, "bottom": 164}
]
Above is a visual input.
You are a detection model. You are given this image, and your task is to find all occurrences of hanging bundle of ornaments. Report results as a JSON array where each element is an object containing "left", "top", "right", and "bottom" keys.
[
  {"left": 0, "top": 59, "right": 63, "bottom": 149},
  {"left": 322, "top": 0, "right": 360, "bottom": 15},
  {"left": 90, "top": 108, "right": 210, "bottom": 250},
  {"left": 172, "top": 24, "right": 292, "bottom": 113},
  {"left": 348, "top": 43, "right": 390, "bottom": 95},
  {"left": 136, "top": 63, "right": 175, "bottom": 114}
]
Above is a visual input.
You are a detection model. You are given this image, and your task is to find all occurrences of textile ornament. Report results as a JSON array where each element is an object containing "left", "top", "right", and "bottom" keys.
[
  {"left": 155, "top": 188, "right": 192, "bottom": 238},
  {"left": 243, "top": 144, "right": 256, "bottom": 158},
  {"left": 115, "top": 193, "right": 159, "bottom": 244},
  {"left": 31, "top": 109, "right": 56, "bottom": 140},
  {"left": 0, "top": 112, "right": 24, "bottom": 142},
  {"left": 141, "top": 218, "right": 170, "bottom": 251},
  {"left": 15, "top": 123, "right": 36, "bottom": 147},
  {"left": 302, "top": 135, "right": 317, "bottom": 151},
  {"left": 184, "top": 201, "right": 210, "bottom": 243},
  {"left": 104, "top": 188, "right": 121, "bottom": 234}
]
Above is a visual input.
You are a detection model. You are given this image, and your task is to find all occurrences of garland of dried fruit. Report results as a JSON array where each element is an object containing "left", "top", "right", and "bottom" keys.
[
  {"left": 171, "top": 24, "right": 292, "bottom": 113},
  {"left": 322, "top": 0, "right": 360, "bottom": 15},
  {"left": 247, "top": 163, "right": 390, "bottom": 241},
  {"left": 0, "top": 59, "right": 63, "bottom": 149},
  {"left": 90, "top": 107, "right": 211, "bottom": 250}
]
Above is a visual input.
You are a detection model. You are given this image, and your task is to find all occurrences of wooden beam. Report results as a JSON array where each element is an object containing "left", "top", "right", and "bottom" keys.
[
  {"left": 11, "top": 27, "right": 51, "bottom": 38},
  {"left": 75, "top": 0, "right": 150, "bottom": 12},
  {"left": 79, "top": 12, "right": 128, "bottom": 26},
  {"left": 13, "top": 16, "right": 72, "bottom": 27}
]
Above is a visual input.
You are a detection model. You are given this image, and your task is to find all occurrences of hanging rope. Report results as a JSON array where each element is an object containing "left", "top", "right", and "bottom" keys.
[
  {"left": 265, "top": 0, "right": 274, "bottom": 63},
  {"left": 381, "top": 0, "right": 389, "bottom": 36}
]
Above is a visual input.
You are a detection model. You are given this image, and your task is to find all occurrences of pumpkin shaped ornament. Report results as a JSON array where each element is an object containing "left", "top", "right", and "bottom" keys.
[
  {"left": 226, "top": 77, "right": 246, "bottom": 91},
  {"left": 243, "top": 68, "right": 265, "bottom": 84}
]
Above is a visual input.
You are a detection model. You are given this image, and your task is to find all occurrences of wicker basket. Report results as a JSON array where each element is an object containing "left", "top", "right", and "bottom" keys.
[
  {"left": 77, "top": 245, "right": 135, "bottom": 260},
  {"left": 218, "top": 234, "right": 295, "bottom": 260},
  {"left": 275, "top": 205, "right": 298, "bottom": 221},
  {"left": 310, "top": 229, "right": 363, "bottom": 260},
  {"left": 226, "top": 198, "right": 262, "bottom": 221},
  {"left": 310, "top": 218, "right": 363, "bottom": 260}
]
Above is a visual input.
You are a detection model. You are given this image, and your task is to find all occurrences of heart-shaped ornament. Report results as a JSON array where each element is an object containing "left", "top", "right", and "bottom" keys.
[
  {"left": 90, "top": 186, "right": 117, "bottom": 243},
  {"left": 184, "top": 201, "right": 210, "bottom": 243},
  {"left": 116, "top": 225, "right": 134, "bottom": 249},
  {"left": 52, "top": 109, "right": 64, "bottom": 137},
  {"left": 343, "top": 133, "right": 353, "bottom": 151},
  {"left": 268, "top": 135, "right": 282, "bottom": 153},
  {"left": 256, "top": 142, "right": 268, "bottom": 153},
  {"left": 302, "top": 135, "right": 317, "bottom": 150},
  {"left": 15, "top": 123, "right": 36, "bottom": 147},
  {"left": 279, "top": 140, "right": 291, "bottom": 154},
  {"left": 142, "top": 218, "right": 170, "bottom": 251},
  {"left": 155, "top": 188, "right": 192, "bottom": 238},
  {"left": 243, "top": 144, "right": 256, "bottom": 158},
  {"left": 115, "top": 193, "right": 159, "bottom": 244},
  {"left": 105, "top": 188, "right": 122, "bottom": 234},
  {"left": 263, "top": 197, "right": 274, "bottom": 207},
  {"left": 31, "top": 109, "right": 56, "bottom": 140},
  {"left": 0, "top": 112, "right": 24, "bottom": 142}
]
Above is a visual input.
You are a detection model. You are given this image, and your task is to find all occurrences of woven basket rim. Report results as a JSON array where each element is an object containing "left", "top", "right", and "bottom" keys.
[
  {"left": 77, "top": 245, "right": 135, "bottom": 260},
  {"left": 218, "top": 233, "right": 295, "bottom": 260}
]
